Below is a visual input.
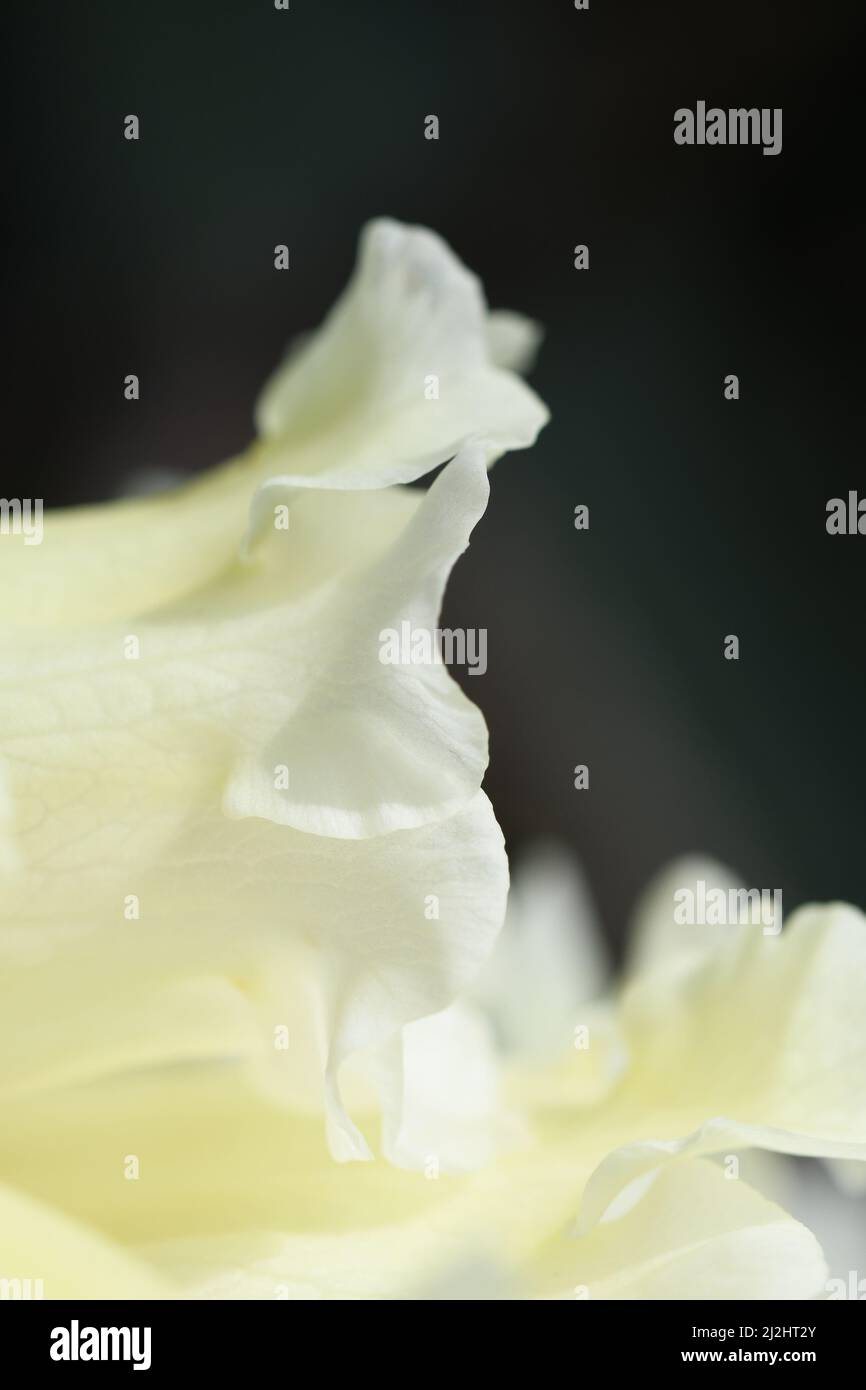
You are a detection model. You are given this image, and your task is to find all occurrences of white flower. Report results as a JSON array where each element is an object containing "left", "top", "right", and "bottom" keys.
[
  {"left": 6, "top": 216, "right": 860, "bottom": 1304},
  {"left": 0, "top": 221, "right": 547, "bottom": 1295},
  {"left": 466, "top": 851, "right": 866, "bottom": 1298}
]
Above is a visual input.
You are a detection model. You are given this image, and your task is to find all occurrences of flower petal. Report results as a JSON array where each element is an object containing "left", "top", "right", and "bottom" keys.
[
  {"left": 485, "top": 310, "right": 544, "bottom": 375},
  {"left": 579, "top": 902, "right": 866, "bottom": 1229},
  {"left": 0, "top": 1061, "right": 573, "bottom": 1298},
  {"left": 229, "top": 446, "right": 492, "bottom": 838},
  {"left": 536, "top": 1159, "right": 827, "bottom": 1300},
  {"left": 0, "top": 783, "right": 507, "bottom": 1162},
  {"left": 473, "top": 840, "right": 610, "bottom": 1061},
  {"left": 0, "top": 458, "right": 266, "bottom": 630},
  {"left": 252, "top": 219, "right": 548, "bottom": 489},
  {"left": 626, "top": 854, "right": 753, "bottom": 978},
  {"left": 0, "top": 1183, "right": 172, "bottom": 1299},
  {"left": 375, "top": 1001, "right": 526, "bottom": 1174}
]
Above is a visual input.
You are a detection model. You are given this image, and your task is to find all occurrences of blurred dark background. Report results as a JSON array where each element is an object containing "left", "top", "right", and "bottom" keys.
[{"left": 3, "top": 0, "right": 864, "bottom": 952}]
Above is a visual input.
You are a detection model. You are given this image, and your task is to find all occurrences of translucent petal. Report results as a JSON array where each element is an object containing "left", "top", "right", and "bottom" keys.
[{"left": 252, "top": 219, "right": 548, "bottom": 489}]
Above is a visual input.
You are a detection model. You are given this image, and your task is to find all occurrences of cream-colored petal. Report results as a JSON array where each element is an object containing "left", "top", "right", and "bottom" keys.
[
  {"left": 106, "top": 1091, "right": 823, "bottom": 1301},
  {"left": 0, "top": 216, "right": 553, "bottom": 1289},
  {"left": 0, "top": 449, "right": 408, "bottom": 631},
  {"left": 473, "top": 840, "right": 610, "bottom": 1061},
  {"left": 579, "top": 902, "right": 866, "bottom": 1229},
  {"left": 722, "top": 1150, "right": 866, "bottom": 1294},
  {"left": 228, "top": 447, "right": 492, "bottom": 838},
  {"left": 0, "top": 1183, "right": 172, "bottom": 1300},
  {"left": 485, "top": 310, "right": 543, "bottom": 375},
  {"left": 0, "top": 772, "right": 506, "bottom": 1161},
  {"left": 376, "top": 1001, "right": 526, "bottom": 1174},
  {"left": 1, "top": 463, "right": 488, "bottom": 905},
  {"left": 1, "top": 452, "right": 507, "bottom": 1158},
  {"left": 0, "top": 903, "right": 328, "bottom": 1112},
  {"left": 0, "top": 456, "right": 268, "bottom": 630},
  {"left": 0, "top": 759, "right": 18, "bottom": 872},
  {"left": 535, "top": 1159, "right": 827, "bottom": 1301},
  {"left": 7, "top": 1033, "right": 827, "bottom": 1301},
  {"left": 252, "top": 219, "right": 548, "bottom": 489},
  {"left": 2, "top": 224, "right": 547, "bottom": 629},
  {"left": 504, "top": 1003, "right": 627, "bottom": 1113},
  {"left": 315, "top": 791, "right": 509, "bottom": 1155},
  {"left": 626, "top": 854, "right": 755, "bottom": 979},
  {"left": 1, "top": 1062, "right": 579, "bottom": 1298}
]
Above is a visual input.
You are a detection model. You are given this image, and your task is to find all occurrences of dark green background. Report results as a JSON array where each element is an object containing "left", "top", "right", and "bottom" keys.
[{"left": 4, "top": 0, "right": 864, "bottom": 949}]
